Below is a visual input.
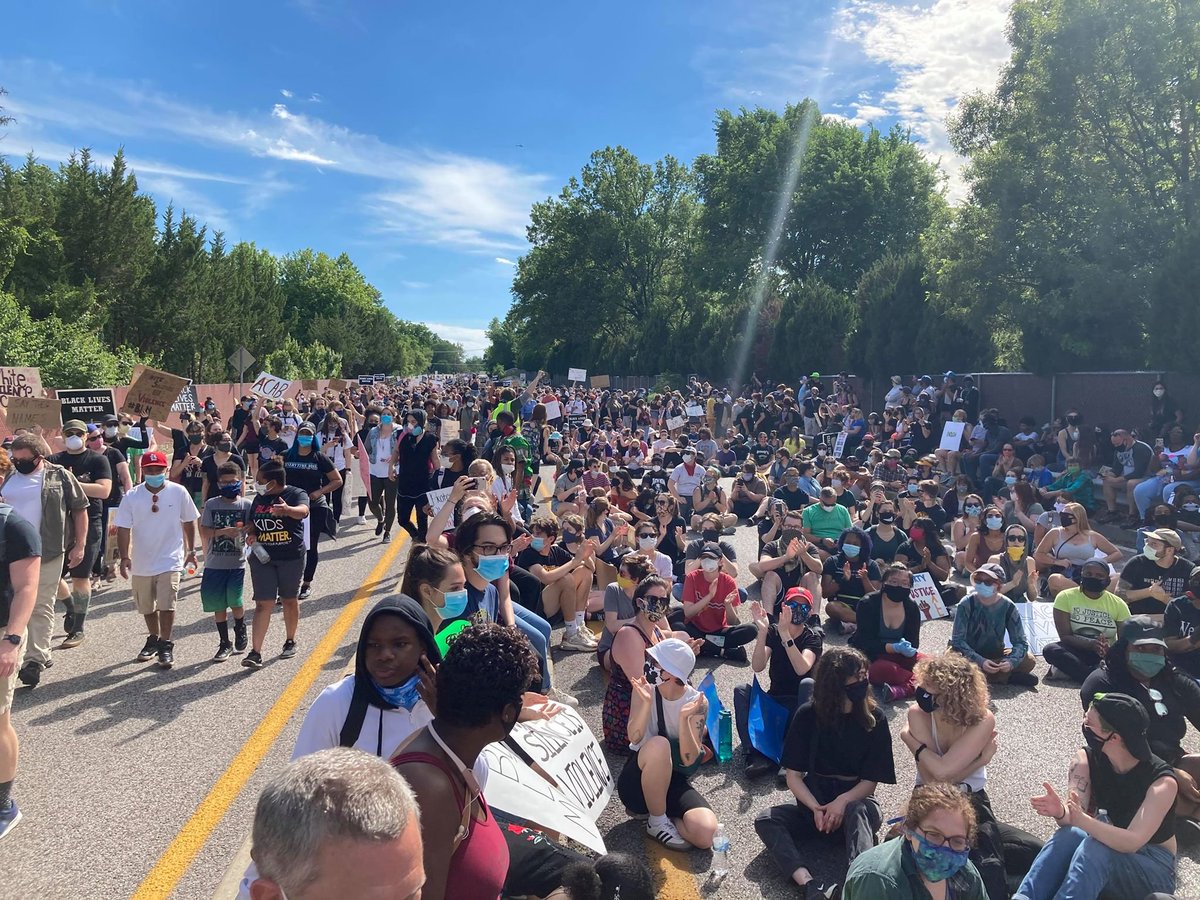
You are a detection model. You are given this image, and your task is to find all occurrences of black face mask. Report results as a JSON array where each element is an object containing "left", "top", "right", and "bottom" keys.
[
  {"left": 884, "top": 584, "right": 910, "bottom": 603},
  {"left": 845, "top": 680, "right": 870, "bottom": 704},
  {"left": 1082, "top": 725, "right": 1111, "bottom": 754},
  {"left": 13, "top": 457, "right": 39, "bottom": 476},
  {"left": 879, "top": 512, "right": 896, "bottom": 524},
  {"left": 217, "top": 441, "right": 233, "bottom": 453},
  {"left": 1080, "top": 575, "right": 1108, "bottom": 594},
  {"left": 702, "top": 529, "right": 720, "bottom": 542},
  {"left": 915, "top": 686, "right": 938, "bottom": 713}
]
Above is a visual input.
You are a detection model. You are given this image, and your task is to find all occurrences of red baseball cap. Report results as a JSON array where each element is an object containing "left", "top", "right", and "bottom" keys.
[
  {"left": 141, "top": 451, "right": 169, "bottom": 469},
  {"left": 784, "top": 587, "right": 813, "bottom": 606}
]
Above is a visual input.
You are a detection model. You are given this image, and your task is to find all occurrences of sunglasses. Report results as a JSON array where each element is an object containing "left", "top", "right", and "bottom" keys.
[
  {"left": 1006, "top": 534, "right": 1026, "bottom": 543},
  {"left": 1147, "top": 687, "right": 1169, "bottom": 717}
]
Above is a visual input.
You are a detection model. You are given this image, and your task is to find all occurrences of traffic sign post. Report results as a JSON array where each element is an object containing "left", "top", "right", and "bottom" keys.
[{"left": 228, "top": 346, "right": 256, "bottom": 400}]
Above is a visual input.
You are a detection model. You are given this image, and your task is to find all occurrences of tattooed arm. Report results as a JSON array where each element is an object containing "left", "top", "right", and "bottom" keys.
[{"left": 1068, "top": 748, "right": 1093, "bottom": 816}]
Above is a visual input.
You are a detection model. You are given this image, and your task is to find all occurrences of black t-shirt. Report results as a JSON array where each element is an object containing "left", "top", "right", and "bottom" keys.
[
  {"left": 1164, "top": 596, "right": 1200, "bottom": 675},
  {"left": 251, "top": 486, "right": 310, "bottom": 560},
  {"left": 52, "top": 449, "right": 112, "bottom": 521},
  {"left": 866, "top": 525, "right": 905, "bottom": 563},
  {"left": 773, "top": 486, "right": 810, "bottom": 511},
  {"left": 100, "top": 445, "right": 127, "bottom": 507},
  {"left": 396, "top": 433, "right": 437, "bottom": 489},
  {"left": 759, "top": 538, "right": 816, "bottom": 605},
  {"left": 914, "top": 502, "right": 949, "bottom": 532},
  {"left": 1121, "top": 555, "right": 1195, "bottom": 615},
  {"left": 200, "top": 453, "right": 246, "bottom": 494},
  {"left": 752, "top": 445, "right": 773, "bottom": 467},
  {"left": 896, "top": 539, "right": 949, "bottom": 575},
  {"left": 732, "top": 443, "right": 751, "bottom": 463},
  {"left": 282, "top": 450, "right": 336, "bottom": 499},
  {"left": 765, "top": 623, "right": 822, "bottom": 697},
  {"left": 1089, "top": 749, "right": 1176, "bottom": 844},
  {"left": 821, "top": 553, "right": 881, "bottom": 605},
  {"left": 516, "top": 544, "right": 574, "bottom": 573},
  {"left": 781, "top": 703, "right": 895, "bottom": 783},
  {"left": 0, "top": 505, "right": 42, "bottom": 625},
  {"left": 641, "top": 470, "right": 670, "bottom": 495},
  {"left": 685, "top": 537, "right": 736, "bottom": 562}
]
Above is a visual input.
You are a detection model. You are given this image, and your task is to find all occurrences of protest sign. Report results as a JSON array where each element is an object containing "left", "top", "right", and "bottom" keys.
[
  {"left": 666, "top": 415, "right": 686, "bottom": 431},
  {"left": 55, "top": 389, "right": 116, "bottom": 424},
  {"left": 911, "top": 572, "right": 950, "bottom": 620},
  {"left": 250, "top": 371, "right": 292, "bottom": 401},
  {"left": 685, "top": 403, "right": 705, "bottom": 418},
  {"left": 124, "top": 366, "right": 190, "bottom": 420},
  {"left": 329, "top": 378, "right": 351, "bottom": 392},
  {"left": 170, "top": 383, "right": 199, "bottom": 414},
  {"left": 832, "top": 432, "right": 848, "bottom": 458},
  {"left": 373, "top": 373, "right": 385, "bottom": 382},
  {"left": 4, "top": 397, "right": 62, "bottom": 430},
  {"left": 590, "top": 374, "right": 610, "bottom": 389},
  {"left": 300, "top": 379, "right": 319, "bottom": 392},
  {"left": 543, "top": 400, "right": 563, "bottom": 421},
  {"left": 425, "top": 486, "right": 453, "bottom": 516},
  {"left": 1006, "top": 602, "right": 1057, "bottom": 656},
  {"left": 568, "top": 367, "right": 587, "bottom": 383},
  {"left": 567, "top": 414, "right": 586, "bottom": 431},
  {"left": 358, "top": 375, "right": 375, "bottom": 385},
  {"left": 940, "top": 421, "right": 966, "bottom": 452},
  {"left": 0, "top": 367, "right": 43, "bottom": 410}
]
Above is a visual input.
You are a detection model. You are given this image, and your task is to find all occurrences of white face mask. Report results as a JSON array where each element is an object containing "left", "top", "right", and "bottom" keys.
[
  {"left": 639, "top": 536, "right": 657, "bottom": 551},
  {"left": 104, "top": 426, "right": 118, "bottom": 438},
  {"left": 831, "top": 479, "right": 842, "bottom": 489},
  {"left": 1154, "top": 388, "right": 1166, "bottom": 398},
  {"left": 65, "top": 435, "right": 85, "bottom": 451},
  {"left": 701, "top": 558, "right": 720, "bottom": 573},
  {"left": 501, "top": 463, "right": 515, "bottom": 475}
]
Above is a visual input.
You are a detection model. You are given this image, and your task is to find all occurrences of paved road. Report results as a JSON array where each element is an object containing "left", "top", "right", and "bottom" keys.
[{"left": 5, "top": 471, "right": 1200, "bottom": 899}]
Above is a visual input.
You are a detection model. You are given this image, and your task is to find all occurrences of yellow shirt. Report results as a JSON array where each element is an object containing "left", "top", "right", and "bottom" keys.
[{"left": 1053, "top": 587, "right": 1130, "bottom": 642}]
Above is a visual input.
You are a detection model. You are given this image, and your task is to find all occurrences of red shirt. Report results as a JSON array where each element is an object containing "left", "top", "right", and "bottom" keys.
[{"left": 682, "top": 569, "right": 738, "bottom": 633}]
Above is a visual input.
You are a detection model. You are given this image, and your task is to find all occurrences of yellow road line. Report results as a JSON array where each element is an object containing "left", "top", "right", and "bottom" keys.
[
  {"left": 133, "top": 534, "right": 410, "bottom": 900},
  {"left": 645, "top": 837, "right": 703, "bottom": 899}
]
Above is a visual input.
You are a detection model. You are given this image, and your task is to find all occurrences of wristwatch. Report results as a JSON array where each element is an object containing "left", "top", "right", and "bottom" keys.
[{"left": 2, "top": 633, "right": 21, "bottom": 646}]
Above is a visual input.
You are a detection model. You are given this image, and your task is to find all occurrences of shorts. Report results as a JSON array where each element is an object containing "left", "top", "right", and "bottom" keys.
[
  {"left": 1, "top": 632, "right": 27, "bottom": 714},
  {"left": 200, "top": 568, "right": 246, "bottom": 613},
  {"left": 617, "top": 746, "right": 711, "bottom": 819},
  {"left": 249, "top": 556, "right": 305, "bottom": 601},
  {"left": 131, "top": 572, "right": 181, "bottom": 615},
  {"left": 63, "top": 518, "right": 103, "bottom": 580}
]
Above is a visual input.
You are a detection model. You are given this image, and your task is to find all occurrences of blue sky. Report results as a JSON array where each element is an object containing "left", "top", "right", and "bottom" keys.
[{"left": 2, "top": 0, "right": 1012, "bottom": 355}]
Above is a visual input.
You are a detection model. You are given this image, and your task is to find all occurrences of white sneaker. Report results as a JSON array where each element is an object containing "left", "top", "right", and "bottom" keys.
[
  {"left": 560, "top": 629, "right": 598, "bottom": 652},
  {"left": 647, "top": 817, "right": 690, "bottom": 851},
  {"left": 549, "top": 687, "right": 579, "bottom": 708}
]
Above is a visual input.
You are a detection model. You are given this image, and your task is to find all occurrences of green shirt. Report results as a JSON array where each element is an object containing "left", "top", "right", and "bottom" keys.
[
  {"left": 801, "top": 501, "right": 853, "bottom": 540},
  {"left": 844, "top": 835, "right": 986, "bottom": 900}
]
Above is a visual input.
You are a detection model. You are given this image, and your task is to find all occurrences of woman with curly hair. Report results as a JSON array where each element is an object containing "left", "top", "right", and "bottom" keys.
[
  {"left": 392, "top": 623, "right": 538, "bottom": 900},
  {"left": 898, "top": 654, "right": 1042, "bottom": 899},
  {"left": 754, "top": 646, "right": 895, "bottom": 899}
]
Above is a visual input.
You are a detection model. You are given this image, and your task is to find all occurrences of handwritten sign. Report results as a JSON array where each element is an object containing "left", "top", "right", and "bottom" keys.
[
  {"left": 666, "top": 415, "right": 686, "bottom": 431},
  {"left": 685, "top": 404, "right": 705, "bottom": 418},
  {"left": 171, "top": 383, "right": 200, "bottom": 413},
  {"left": 568, "top": 367, "right": 587, "bottom": 383},
  {"left": 911, "top": 571, "right": 949, "bottom": 620},
  {"left": 124, "top": 365, "right": 190, "bottom": 420},
  {"left": 300, "top": 379, "right": 319, "bottom": 392},
  {"left": 543, "top": 400, "right": 563, "bottom": 421},
  {"left": 0, "top": 367, "right": 43, "bottom": 409},
  {"left": 56, "top": 389, "right": 116, "bottom": 424},
  {"left": 1006, "top": 601, "right": 1057, "bottom": 656},
  {"left": 832, "top": 432, "right": 848, "bottom": 458},
  {"left": 940, "top": 421, "right": 966, "bottom": 452},
  {"left": 425, "top": 486, "right": 453, "bottom": 516},
  {"left": 250, "top": 371, "right": 292, "bottom": 401},
  {"left": 329, "top": 378, "right": 351, "bottom": 392},
  {"left": 590, "top": 374, "right": 610, "bottom": 389},
  {"left": 4, "top": 397, "right": 62, "bottom": 430}
]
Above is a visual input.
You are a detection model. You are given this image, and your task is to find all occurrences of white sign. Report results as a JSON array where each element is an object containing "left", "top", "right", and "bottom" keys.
[
  {"left": 911, "top": 571, "right": 950, "bottom": 620},
  {"left": 568, "top": 367, "right": 587, "bottom": 383},
  {"left": 481, "top": 706, "right": 612, "bottom": 854},
  {"left": 832, "top": 432, "right": 848, "bottom": 458},
  {"left": 250, "top": 371, "right": 293, "bottom": 401},
  {"left": 940, "top": 421, "right": 966, "bottom": 452},
  {"left": 1005, "top": 602, "right": 1057, "bottom": 656},
  {"left": 685, "top": 404, "right": 705, "bottom": 418},
  {"left": 425, "top": 486, "right": 453, "bottom": 516},
  {"left": 543, "top": 400, "right": 563, "bottom": 421},
  {"left": 666, "top": 415, "right": 686, "bottom": 431}
]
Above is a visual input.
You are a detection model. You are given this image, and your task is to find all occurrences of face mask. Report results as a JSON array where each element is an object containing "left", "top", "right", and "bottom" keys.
[
  {"left": 1007, "top": 546, "right": 1025, "bottom": 561},
  {"left": 380, "top": 415, "right": 393, "bottom": 425},
  {"left": 501, "top": 463, "right": 515, "bottom": 475},
  {"left": 144, "top": 473, "right": 167, "bottom": 488},
  {"left": 843, "top": 543, "right": 861, "bottom": 559},
  {"left": 13, "top": 457, "right": 39, "bottom": 475},
  {"left": 845, "top": 680, "right": 870, "bottom": 704},
  {"left": 741, "top": 472, "right": 754, "bottom": 482},
  {"left": 908, "top": 830, "right": 970, "bottom": 883},
  {"left": 910, "top": 527, "right": 925, "bottom": 542},
  {"left": 219, "top": 482, "right": 242, "bottom": 498},
  {"left": 1080, "top": 575, "right": 1107, "bottom": 594},
  {"left": 1067, "top": 465, "right": 1080, "bottom": 475},
  {"left": 1004, "top": 474, "right": 1018, "bottom": 486},
  {"left": 475, "top": 553, "right": 510, "bottom": 581},
  {"left": 1128, "top": 650, "right": 1167, "bottom": 679},
  {"left": 1185, "top": 503, "right": 1200, "bottom": 512},
  {"left": 682, "top": 453, "right": 694, "bottom": 463},
  {"left": 373, "top": 673, "right": 422, "bottom": 711},
  {"left": 915, "top": 686, "right": 938, "bottom": 713},
  {"left": 879, "top": 512, "right": 896, "bottom": 524},
  {"left": 242, "top": 401, "right": 252, "bottom": 409},
  {"left": 907, "top": 484, "right": 919, "bottom": 495},
  {"left": 1059, "top": 514, "right": 1076, "bottom": 527},
  {"left": 433, "top": 587, "right": 470, "bottom": 619},
  {"left": 297, "top": 435, "right": 314, "bottom": 448},
  {"left": 701, "top": 558, "right": 720, "bottom": 573},
  {"left": 644, "top": 660, "right": 666, "bottom": 684},
  {"left": 884, "top": 584, "right": 910, "bottom": 603},
  {"left": 1143, "top": 545, "right": 1159, "bottom": 561},
  {"left": 189, "top": 434, "right": 204, "bottom": 445},
  {"left": 1082, "top": 724, "right": 1112, "bottom": 754},
  {"left": 975, "top": 582, "right": 997, "bottom": 599},
  {"left": 65, "top": 435, "right": 85, "bottom": 451},
  {"left": 217, "top": 441, "right": 234, "bottom": 453},
  {"left": 104, "top": 426, "right": 118, "bottom": 438},
  {"left": 831, "top": 479, "right": 843, "bottom": 489},
  {"left": 410, "top": 426, "right": 423, "bottom": 437},
  {"left": 821, "top": 500, "right": 835, "bottom": 509},
  {"left": 965, "top": 505, "right": 981, "bottom": 517},
  {"left": 985, "top": 516, "right": 1003, "bottom": 530},
  {"left": 653, "top": 464, "right": 663, "bottom": 472},
  {"left": 702, "top": 529, "right": 720, "bottom": 542},
  {"left": 1154, "top": 388, "right": 1166, "bottom": 398},
  {"left": 617, "top": 575, "right": 635, "bottom": 591}
]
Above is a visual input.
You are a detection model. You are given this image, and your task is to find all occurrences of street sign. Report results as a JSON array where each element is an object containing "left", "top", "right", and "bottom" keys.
[{"left": 228, "top": 347, "right": 256, "bottom": 373}]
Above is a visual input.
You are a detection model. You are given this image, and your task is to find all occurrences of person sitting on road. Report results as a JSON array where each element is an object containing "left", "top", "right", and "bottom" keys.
[
  {"left": 821, "top": 527, "right": 881, "bottom": 635},
  {"left": 514, "top": 515, "right": 597, "bottom": 653},
  {"left": 754, "top": 646, "right": 895, "bottom": 900},
  {"left": 1043, "top": 559, "right": 1131, "bottom": 683},
  {"left": 1163, "top": 566, "right": 1200, "bottom": 678},
  {"left": 1033, "top": 502, "right": 1122, "bottom": 599},
  {"left": 597, "top": 553, "right": 656, "bottom": 672},
  {"left": 1119, "top": 528, "right": 1194, "bottom": 619},
  {"left": 730, "top": 460, "right": 769, "bottom": 521},
  {"left": 689, "top": 467, "right": 736, "bottom": 531},
  {"left": 750, "top": 507, "right": 824, "bottom": 625},
  {"left": 802, "top": 486, "right": 854, "bottom": 559},
  {"left": 988, "top": 523, "right": 1035, "bottom": 603},
  {"left": 949, "top": 563, "right": 1039, "bottom": 688},
  {"left": 951, "top": 494, "right": 985, "bottom": 574},
  {"left": 677, "top": 543, "right": 756, "bottom": 661},
  {"left": 849, "top": 562, "right": 925, "bottom": 703},
  {"left": 620, "top": 638, "right": 718, "bottom": 853}
]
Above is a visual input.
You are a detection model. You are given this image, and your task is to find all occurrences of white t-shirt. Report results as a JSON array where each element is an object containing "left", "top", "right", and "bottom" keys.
[
  {"left": 630, "top": 683, "right": 701, "bottom": 751},
  {"left": 368, "top": 429, "right": 397, "bottom": 479},
  {"left": 4, "top": 469, "right": 44, "bottom": 532},
  {"left": 112, "top": 482, "right": 199, "bottom": 577},
  {"left": 669, "top": 462, "right": 705, "bottom": 499}
]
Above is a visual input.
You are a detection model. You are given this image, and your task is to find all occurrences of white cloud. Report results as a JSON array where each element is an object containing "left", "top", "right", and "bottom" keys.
[
  {"left": 280, "top": 89, "right": 294, "bottom": 98},
  {"left": 308, "top": 93, "right": 322, "bottom": 103},
  {"left": 422, "top": 322, "right": 490, "bottom": 353},
  {"left": 400, "top": 280, "right": 430, "bottom": 290},
  {"left": 270, "top": 103, "right": 294, "bottom": 120},
  {"left": 495, "top": 257, "right": 515, "bottom": 266}
]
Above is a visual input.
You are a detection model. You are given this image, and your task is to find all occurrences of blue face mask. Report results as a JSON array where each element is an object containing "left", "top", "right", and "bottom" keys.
[
  {"left": 908, "top": 830, "right": 971, "bottom": 883},
  {"left": 380, "top": 415, "right": 393, "bottom": 425},
  {"left": 144, "top": 473, "right": 167, "bottom": 488},
  {"left": 373, "top": 673, "right": 422, "bottom": 711},
  {"left": 531, "top": 537, "right": 546, "bottom": 551},
  {"left": 297, "top": 435, "right": 314, "bottom": 448},
  {"left": 218, "top": 481, "right": 242, "bottom": 498},
  {"left": 434, "top": 588, "right": 470, "bottom": 619},
  {"left": 475, "top": 554, "right": 510, "bottom": 581},
  {"left": 843, "top": 543, "right": 862, "bottom": 559},
  {"left": 975, "top": 582, "right": 996, "bottom": 599},
  {"left": 410, "top": 425, "right": 423, "bottom": 437},
  {"left": 562, "top": 531, "right": 578, "bottom": 544}
]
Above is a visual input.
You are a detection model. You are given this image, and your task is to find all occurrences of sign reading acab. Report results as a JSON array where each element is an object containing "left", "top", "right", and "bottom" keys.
[{"left": 250, "top": 371, "right": 292, "bottom": 401}]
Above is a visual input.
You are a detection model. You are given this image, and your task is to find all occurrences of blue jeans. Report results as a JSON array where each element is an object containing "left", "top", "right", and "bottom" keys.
[
  {"left": 512, "top": 604, "right": 552, "bottom": 692},
  {"left": 1014, "top": 825, "right": 1175, "bottom": 900},
  {"left": 1134, "top": 475, "right": 1171, "bottom": 518}
]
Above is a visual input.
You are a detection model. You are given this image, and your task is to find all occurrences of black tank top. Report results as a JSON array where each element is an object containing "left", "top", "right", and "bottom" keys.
[{"left": 1089, "top": 749, "right": 1177, "bottom": 845}]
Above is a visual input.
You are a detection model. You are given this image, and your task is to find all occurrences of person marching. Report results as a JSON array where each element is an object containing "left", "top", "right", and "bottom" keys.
[{"left": 198, "top": 462, "right": 252, "bottom": 661}]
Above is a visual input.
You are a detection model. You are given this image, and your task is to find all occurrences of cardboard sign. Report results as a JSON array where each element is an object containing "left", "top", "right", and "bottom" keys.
[
  {"left": 124, "top": 366, "right": 191, "bottom": 420},
  {"left": 568, "top": 367, "right": 587, "bottom": 383},
  {"left": 329, "top": 378, "right": 351, "bottom": 392},
  {"left": 170, "top": 383, "right": 199, "bottom": 413},
  {"left": 55, "top": 388, "right": 116, "bottom": 424},
  {"left": 300, "top": 379, "right": 319, "bottom": 392},
  {"left": 543, "top": 400, "right": 563, "bottom": 421},
  {"left": 250, "top": 371, "right": 292, "bottom": 401},
  {"left": 685, "top": 404, "right": 705, "bottom": 418},
  {"left": 940, "top": 421, "right": 966, "bottom": 452},
  {"left": 666, "top": 415, "right": 686, "bottom": 431},
  {"left": 832, "top": 432, "right": 848, "bottom": 458},
  {"left": 4, "top": 397, "right": 62, "bottom": 430},
  {"left": 425, "top": 486, "right": 453, "bottom": 516},
  {"left": 911, "top": 571, "right": 950, "bottom": 620},
  {"left": 481, "top": 706, "right": 612, "bottom": 854},
  {"left": 0, "top": 367, "right": 43, "bottom": 409},
  {"left": 590, "top": 374, "right": 610, "bottom": 389},
  {"left": 1006, "top": 601, "right": 1057, "bottom": 657}
]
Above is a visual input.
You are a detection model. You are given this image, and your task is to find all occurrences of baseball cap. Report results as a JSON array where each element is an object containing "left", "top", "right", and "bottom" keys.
[
  {"left": 140, "top": 450, "right": 169, "bottom": 469},
  {"left": 891, "top": 375, "right": 902, "bottom": 384},
  {"left": 297, "top": 421, "right": 316, "bottom": 434},
  {"left": 973, "top": 562, "right": 1006, "bottom": 583},
  {"left": 646, "top": 638, "right": 696, "bottom": 683},
  {"left": 784, "top": 586, "right": 813, "bottom": 608},
  {"left": 885, "top": 448, "right": 902, "bottom": 459},
  {"left": 1146, "top": 528, "right": 1183, "bottom": 550},
  {"left": 62, "top": 419, "right": 88, "bottom": 434},
  {"left": 699, "top": 542, "right": 722, "bottom": 560},
  {"left": 1090, "top": 693, "right": 1152, "bottom": 761},
  {"left": 1120, "top": 616, "right": 1168, "bottom": 649},
  {"left": 101, "top": 414, "right": 119, "bottom": 425}
]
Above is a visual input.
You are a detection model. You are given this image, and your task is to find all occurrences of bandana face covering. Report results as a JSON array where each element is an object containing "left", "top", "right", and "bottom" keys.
[
  {"left": 908, "top": 829, "right": 970, "bottom": 882},
  {"left": 373, "top": 672, "right": 422, "bottom": 711}
]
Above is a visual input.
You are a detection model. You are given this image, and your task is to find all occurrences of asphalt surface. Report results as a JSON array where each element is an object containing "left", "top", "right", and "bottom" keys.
[{"left": 4, "top": 470, "right": 1200, "bottom": 899}]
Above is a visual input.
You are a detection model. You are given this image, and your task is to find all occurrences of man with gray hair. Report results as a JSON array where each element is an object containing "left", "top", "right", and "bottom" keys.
[{"left": 239, "top": 747, "right": 424, "bottom": 900}]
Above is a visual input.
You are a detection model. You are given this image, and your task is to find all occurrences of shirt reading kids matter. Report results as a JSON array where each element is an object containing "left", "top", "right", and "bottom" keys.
[{"left": 250, "top": 486, "right": 310, "bottom": 560}]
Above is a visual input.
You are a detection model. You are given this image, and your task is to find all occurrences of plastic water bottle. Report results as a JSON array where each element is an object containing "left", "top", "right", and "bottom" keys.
[
  {"left": 711, "top": 823, "right": 730, "bottom": 878},
  {"left": 251, "top": 542, "right": 271, "bottom": 564},
  {"left": 717, "top": 709, "right": 733, "bottom": 763}
]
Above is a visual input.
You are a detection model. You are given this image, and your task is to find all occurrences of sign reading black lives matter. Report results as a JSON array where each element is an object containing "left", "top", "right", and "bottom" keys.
[{"left": 55, "top": 388, "right": 116, "bottom": 424}]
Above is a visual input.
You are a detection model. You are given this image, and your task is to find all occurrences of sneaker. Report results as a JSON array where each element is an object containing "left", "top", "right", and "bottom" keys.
[
  {"left": 1177, "top": 815, "right": 1200, "bottom": 844},
  {"left": 233, "top": 620, "right": 248, "bottom": 652},
  {"left": 745, "top": 753, "right": 776, "bottom": 780},
  {"left": 874, "top": 683, "right": 901, "bottom": 704},
  {"left": 646, "top": 817, "right": 690, "bottom": 851},
  {"left": 61, "top": 631, "right": 85, "bottom": 649},
  {"left": 63, "top": 606, "right": 77, "bottom": 635},
  {"left": 0, "top": 800, "right": 22, "bottom": 842},
  {"left": 722, "top": 645, "right": 748, "bottom": 663},
  {"left": 137, "top": 635, "right": 160, "bottom": 662},
  {"left": 213, "top": 642, "right": 233, "bottom": 662},
  {"left": 157, "top": 640, "right": 175, "bottom": 669},
  {"left": 376, "top": 521, "right": 384, "bottom": 536},
  {"left": 825, "top": 618, "right": 844, "bottom": 635},
  {"left": 804, "top": 882, "right": 841, "bottom": 900},
  {"left": 16, "top": 661, "right": 40, "bottom": 689},
  {"left": 298, "top": 583, "right": 312, "bottom": 600},
  {"left": 382, "top": 532, "right": 392, "bottom": 544},
  {"left": 560, "top": 629, "right": 598, "bottom": 652},
  {"left": 1009, "top": 671, "right": 1040, "bottom": 688},
  {"left": 242, "top": 650, "right": 264, "bottom": 669},
  {"left": 548, "top": 687, "right": 580, "bottom": 708},
  {"left": 275, "top": 597, "right": 283, "bottom": 609},
  {"left": 280, "top": 639, "right": 298, "bottom": 659}
]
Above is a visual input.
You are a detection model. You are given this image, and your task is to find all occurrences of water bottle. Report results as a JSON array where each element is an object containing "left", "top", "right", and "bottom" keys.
[
  {"left": 251, "top": 542, "right": 271, "bottom": 564},
  {"left": 717, "top": 709, "right": 733, "bottom": 763},
  {"left": 711, "top": 823, "right": 730, "bottom": 878}
]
